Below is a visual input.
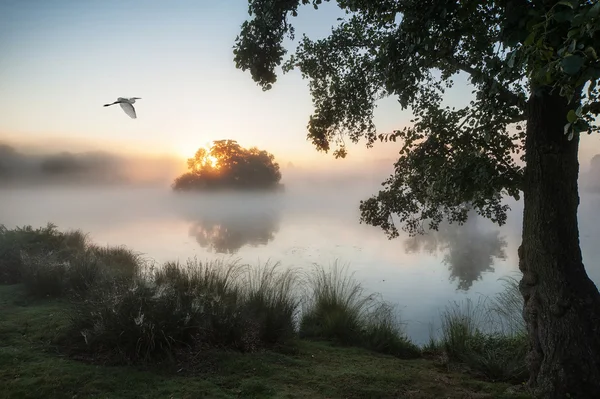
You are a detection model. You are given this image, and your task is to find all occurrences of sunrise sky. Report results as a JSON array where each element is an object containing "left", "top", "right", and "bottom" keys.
[{"left": 1, "top": 0, "right": 599, "bottom": 170}]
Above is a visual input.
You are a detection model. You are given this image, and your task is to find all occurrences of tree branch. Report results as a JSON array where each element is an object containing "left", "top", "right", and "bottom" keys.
[{"left": 446, "top": 56, "right": 523, "bottom": 107}]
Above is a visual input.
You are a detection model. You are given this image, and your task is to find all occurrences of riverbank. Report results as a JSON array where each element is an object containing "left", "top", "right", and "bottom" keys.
[{"left": 0, "top": 223, "right": 532, "bottom": 398}]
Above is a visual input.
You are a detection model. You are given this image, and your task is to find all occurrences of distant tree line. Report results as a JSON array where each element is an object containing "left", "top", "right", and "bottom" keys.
[{"left": 0, "top": 144, "right": 128, "bottom": 185}]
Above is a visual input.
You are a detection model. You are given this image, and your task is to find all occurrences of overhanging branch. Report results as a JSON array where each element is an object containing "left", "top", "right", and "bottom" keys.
[{"left": 446, "top": 57, "right": 523, "bottom": 108}]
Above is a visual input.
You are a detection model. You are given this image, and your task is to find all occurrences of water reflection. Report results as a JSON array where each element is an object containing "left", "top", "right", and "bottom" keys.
[
  {"left": 404, "top": 216, "right": 508, "bottom": 291},
  {"left": 188, "top": 210, "right": 280, "bottom": 254},
  {"left": 175, "top": 193, "right": 283, "bottom": 254}
]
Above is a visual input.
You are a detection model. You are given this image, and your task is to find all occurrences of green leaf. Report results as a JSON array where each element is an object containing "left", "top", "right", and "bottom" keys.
[
  {"left": 507, "top": 51, "right": 516, "bottom": 68},
  {"left": 557, "top": 0, "right": 574, "bottom": 8},
  {"left": 567, "top": 109, "right": 578, "bottom": 123},
  {"left": 575, "top": 105, "right": 583, "bottom": 117},
  {"left": 564, "top": 122, "right": 572, "bottom": 135},
  {"left": 553, "top": 10, "right": 573, "bottom": 23},
  {"left": 561, "top": 55, "right": 584, "bottom": 75},
  {"left": 524, "top": 32, "right": 536, "bottom": 46},
  {"left": 584, "top": 46, "right": 598, "bottom": 60},
  {"left": 589, "top": 2, "right": 600, "bottom": 19}
]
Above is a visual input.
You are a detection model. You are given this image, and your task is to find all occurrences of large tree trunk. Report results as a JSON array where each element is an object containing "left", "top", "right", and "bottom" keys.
[{"left": 519, "top": 88, "right": 600, "bottom": 398}]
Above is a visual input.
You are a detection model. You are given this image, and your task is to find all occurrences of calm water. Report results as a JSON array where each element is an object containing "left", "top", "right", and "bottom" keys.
[{"left": 1, "top": 184, "right": 599, "bottom": 345}]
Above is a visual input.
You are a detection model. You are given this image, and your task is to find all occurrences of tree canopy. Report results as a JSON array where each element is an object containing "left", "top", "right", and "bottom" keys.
[
  {"left": 233, "top": 0, "right": 599, "bottom": 236},
  {"left": 172, "top": 140, "right": 283, "bottom": 191}
]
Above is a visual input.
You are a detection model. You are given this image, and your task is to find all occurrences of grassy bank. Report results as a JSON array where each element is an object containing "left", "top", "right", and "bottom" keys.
[{"left": 0, "top": 223, "right": 532, "bottom": 398}]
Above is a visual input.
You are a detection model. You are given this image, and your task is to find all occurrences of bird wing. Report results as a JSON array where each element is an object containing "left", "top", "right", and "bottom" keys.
[{"left": 119, "top": 102, "right": 137, "bottom": 119}]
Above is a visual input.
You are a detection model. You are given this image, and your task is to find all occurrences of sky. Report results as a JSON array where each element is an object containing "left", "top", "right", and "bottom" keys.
[{"left": 1, "top": 0, "right": 599, "bottom": 170}]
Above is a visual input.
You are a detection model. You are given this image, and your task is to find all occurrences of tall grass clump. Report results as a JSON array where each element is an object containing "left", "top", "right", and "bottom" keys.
[
  {"left": 88, "top": 244, "right": 143, "bottom": 281},
  {"left": 240, "top": 262, "right": 301, "bottom": 348},
  {"left": 0, "top": 223, "right": 88, "bottom": 285},
  {"left": 437, "top": 275, "right": 528, "bottom": 383},
  {"left": 64, "top": 259, "right": 301, "bottom": 362},
  {"left": 4, "top": 224, "right": 144, "bottom": 298},
  {"left": 300, "top": 262, "right": 420, "bottom": 359}
]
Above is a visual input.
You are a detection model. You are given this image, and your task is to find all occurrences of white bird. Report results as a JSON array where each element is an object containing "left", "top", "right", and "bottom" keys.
[{"left": 103, "top": 97, "right": 141, "bottom": 119}]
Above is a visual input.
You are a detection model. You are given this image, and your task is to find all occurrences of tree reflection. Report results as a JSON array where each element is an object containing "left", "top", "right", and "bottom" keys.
[
  {"left": 404, "top": 216, "right": 507, "bottom": 291},
  {"left": 187, "top": 207, "right": 280, "bottom": 254}
]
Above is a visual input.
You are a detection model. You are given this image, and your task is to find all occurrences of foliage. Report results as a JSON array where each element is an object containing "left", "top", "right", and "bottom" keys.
[
  {"left": 0, "top": 224, "right": 142, "bottom": 297},
  {"left": 65, "top": 259, "right": 300, "bottom": 361},
  {"left": 233, "top": 1, "right": 599, "bottom": 238},
  {"left": 516, "top": 1, "right": 600, "bottom": 139},
  {"left": 172, "top": 139, "right": 282, "bottom": 191},
  {"left": 0, "top": 224, "right": 87, "bottom": 284},
  {"left": 300, "top": 262, "right": 420, "bottom": 359}
]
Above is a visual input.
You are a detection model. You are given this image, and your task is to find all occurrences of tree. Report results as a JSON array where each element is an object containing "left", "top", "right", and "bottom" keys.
[
  {"left": 233, "top": 1, "right": 600, "bottom": 397},
  {"left": 172, "top": 140, "right": 283, "bottom": 191}
]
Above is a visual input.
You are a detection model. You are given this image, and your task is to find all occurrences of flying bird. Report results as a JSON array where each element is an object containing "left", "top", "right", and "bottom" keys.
[{"left": 103, "top": 97, "right": 141, "bottom": 119}]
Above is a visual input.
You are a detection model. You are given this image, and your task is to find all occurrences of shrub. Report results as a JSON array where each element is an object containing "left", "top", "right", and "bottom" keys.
[
  {"left": 13, "top": 229, "right": 142, "bottom": 298},
  {"left": 89, "top": 244, "right": 143, "bottom": 281},
  {"left": 64, "top": 259, "right": 301, "bottom": 361},
  {"left": 0, "top": 223, "right": 86, "bottom": 284},
  {"left": 20, "top": 252, "right": 69, "bottom": 297}
]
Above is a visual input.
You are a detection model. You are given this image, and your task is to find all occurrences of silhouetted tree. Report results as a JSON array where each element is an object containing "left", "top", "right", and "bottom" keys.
[{"left": 172, "top": 140, "right": 282, "bottom": 191}]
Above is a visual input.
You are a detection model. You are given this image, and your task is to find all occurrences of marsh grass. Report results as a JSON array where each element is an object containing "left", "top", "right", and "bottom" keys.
[
  {"left": 0, "top": 223, "right": 87, "bottom": 284},
  {"left": 88, "top": 244, "right": 144, "bottom": 281},
  {"left": 0, "top": 223, "right": 143, "bottom": 298},
  {"left": 435, "top": 275, "right": 528, "bottom": 383},
  {"left": 0, "top": 282, "right": 532, "bottom": 399},
  {"left": 64, "top": 259, "right": 301, "bottom": 362},
  {"left": 240, "top": 262, "right": 301, "bottom": 347},
  {"left": 2, "top": 223, "right": 530, "bottom": 374},
  {"left": 299, "top": 262, "right": 420, "bottom": 358}
]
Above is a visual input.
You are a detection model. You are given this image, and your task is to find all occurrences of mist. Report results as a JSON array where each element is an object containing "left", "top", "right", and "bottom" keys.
[{"left": 0, "top": 142, "right": 184, "bottom": 188}]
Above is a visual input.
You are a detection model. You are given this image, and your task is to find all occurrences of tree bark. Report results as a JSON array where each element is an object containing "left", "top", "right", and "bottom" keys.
[{"left": 519, "top": 88, "right": 600, "bottom": 398}]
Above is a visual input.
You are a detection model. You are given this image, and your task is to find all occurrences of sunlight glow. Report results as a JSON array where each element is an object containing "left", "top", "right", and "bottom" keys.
[{"left": 207, "top": 154, "right": 219, "bottom": 168}]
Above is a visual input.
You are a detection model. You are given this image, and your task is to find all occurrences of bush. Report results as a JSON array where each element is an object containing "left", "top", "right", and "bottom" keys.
[
  {"left": 88, "top": 245, "right": 143, "bottom": 281},
  {"left": 9, "top": 227, "right": 142, "bottom": 298},
  {"left": 300, "top": 262, "right": 419, "bottom": 359},
  {"left": 64, "top": 259, "right": 300, "bottom": 361},
  {"left": 0, "top": 223, "right": 86, "bottom": 284}
]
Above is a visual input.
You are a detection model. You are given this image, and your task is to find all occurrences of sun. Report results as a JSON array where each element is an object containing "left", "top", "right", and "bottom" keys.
[{"left": 207, "top": 154, "right": 219, "bottom": 168}]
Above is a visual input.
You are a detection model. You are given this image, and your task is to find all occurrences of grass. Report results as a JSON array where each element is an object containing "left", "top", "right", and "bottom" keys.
[
  {"left": 429, "top": 275, "right": 529, "bottom": 384},
  {"left": 0, "top": 284, "right": 532, "bottom": 399},
  {"left": 0, "top": 223, "right": 534, "bottom": 397},
  {"left": 63, "top": 259, "right": 301, "bottom": 362},
  {"left": 0, "top": 223, "right": 142, "bottom": 298},
  {"left": 300, "top": 262, "right": 421, "bottom": 359},
  {"left": 0, "top": 223, "right": 87, "bottom": 284}
]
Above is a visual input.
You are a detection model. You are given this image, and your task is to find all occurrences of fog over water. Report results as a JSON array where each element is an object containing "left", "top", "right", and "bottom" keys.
[{"left": 2, "top": 143, "right": 600, "bottom": 344}]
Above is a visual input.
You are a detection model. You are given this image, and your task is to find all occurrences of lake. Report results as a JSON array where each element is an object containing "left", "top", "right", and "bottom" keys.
[{"left": 1, "top": 184, "right": 599, "bottom": 345}]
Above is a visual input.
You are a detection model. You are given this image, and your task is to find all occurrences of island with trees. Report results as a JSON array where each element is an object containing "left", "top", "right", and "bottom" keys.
[{"left": 172, "top": 139, "right": 283, "bottom": 192}]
